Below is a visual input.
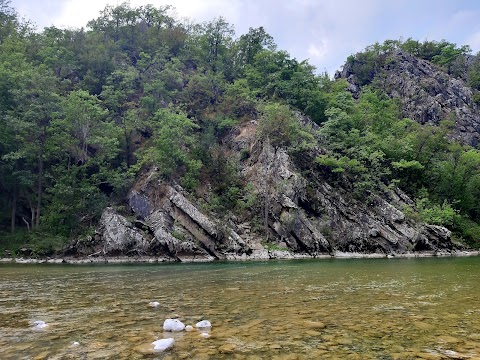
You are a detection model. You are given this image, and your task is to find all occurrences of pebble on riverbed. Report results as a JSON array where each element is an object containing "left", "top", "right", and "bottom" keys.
[
  {"left": 196, "top": 320, "right": 212, "bottom": 329},
  {"left": 163, "top": 318, "right": 185, "bottom": 332},
  {"left": 32, "top": 320, "right": 48, "bottom": 329},
  {"left": 185, "top": 325, "right": 194, "bottom": 331},
  {"left": 152, "top": 338, "right": 174, "bottom": 351},
  {"left": 148, "top": 301, "right": 160, "bottom": 308}
]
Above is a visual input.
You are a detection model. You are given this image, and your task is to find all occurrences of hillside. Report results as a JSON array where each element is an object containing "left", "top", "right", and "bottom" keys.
[
  {"left": 337, "top": 48, "right": 480, "bottom": 146},
  {"left": 1, "top": 3, "right": 479, "bottom": 259}
]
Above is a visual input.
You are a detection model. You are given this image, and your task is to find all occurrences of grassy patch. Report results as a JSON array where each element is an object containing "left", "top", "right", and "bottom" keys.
[{"left": 0, "top": 230, "right": 68, "bottom": 257}]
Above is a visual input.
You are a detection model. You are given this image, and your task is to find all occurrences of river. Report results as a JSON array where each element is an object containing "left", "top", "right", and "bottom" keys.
[{"left": 1, "top": 257, "right": 479, "bottom": 359}]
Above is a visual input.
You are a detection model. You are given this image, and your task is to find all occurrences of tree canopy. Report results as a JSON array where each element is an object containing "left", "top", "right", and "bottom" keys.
[{"left": 1, "top": 1, "right": 480, "bottom": 253}]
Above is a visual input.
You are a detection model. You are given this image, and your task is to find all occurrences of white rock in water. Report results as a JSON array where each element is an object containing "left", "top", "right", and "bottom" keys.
[
  {"left": 72, "top": 341, "right": 80, "bottom": 346},
  {"left": 152, "top": 338, "right": 174, "bottom": 351},
  {"left": 200, "top": 332, "right": 210, "bottom": 338},
  {"left": 148, "top": 301, "right": 160, "bottom": 307},
  {"left": 185, "top": 325, "right": 194, "bottom": 332},
  {"left": 163, "top": 318, "right": 185, "bottom": 332},
  {"left": 33, "top": 320, "right": 48, "bottom": 329},
  {"left": 196, "top": 320, "right": 211, "bottom": 329}
]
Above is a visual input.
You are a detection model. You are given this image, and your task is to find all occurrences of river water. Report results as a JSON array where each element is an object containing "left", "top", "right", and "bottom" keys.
[{"left": 1, "top": 257, "right": 480, "bottom": 359}]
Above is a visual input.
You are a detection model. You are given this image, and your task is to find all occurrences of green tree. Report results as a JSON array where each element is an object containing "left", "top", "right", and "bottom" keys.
[
  {"left": 233, "top": 26, "right": 276, "bottom": 76},
  {"left": 8, "top": 66, "right": 60, "bottom": 229},
  {"left": 142, "top": 108, "right": 201, "bottom": 188},
  {"left": 43, "top": 90, "right": 123, "bottom": 235}
]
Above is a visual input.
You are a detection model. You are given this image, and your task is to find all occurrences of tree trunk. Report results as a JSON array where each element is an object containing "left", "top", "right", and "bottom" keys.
[
  {"left": 22, "top": 217, "right": 30, "bottom": 231},
  {"left": 10, "top": 189, "right": 16, "bottom": 233},
  {"left": 124, "top": 125, "right": 131, "bottom": 167},
  {"left": 29, "top": 198, "right": 34, "bottom": 230},
  {"left": 35, "top": 128, "right": 45, "bottom": 228}
]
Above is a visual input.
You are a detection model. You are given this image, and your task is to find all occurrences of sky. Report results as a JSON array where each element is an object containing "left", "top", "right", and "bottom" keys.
[{"left": 9, "top": 0, "right": 480, "bottom": 75}]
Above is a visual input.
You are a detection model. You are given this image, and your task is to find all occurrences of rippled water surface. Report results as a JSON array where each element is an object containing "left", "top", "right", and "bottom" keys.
[{"left": 1, "top": 257, "right": 480, "bottom": 359}]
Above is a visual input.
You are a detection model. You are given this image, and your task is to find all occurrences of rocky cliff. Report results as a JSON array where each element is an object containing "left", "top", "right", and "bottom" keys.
[
  {"left": 337, "top": 50, "right": 480, "bottom": 147},
  {"left": 66, "top": 115, "right": 457, "bottom": 261}
]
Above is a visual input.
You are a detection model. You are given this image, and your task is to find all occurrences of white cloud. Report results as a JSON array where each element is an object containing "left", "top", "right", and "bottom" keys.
[{"left": 307, "top": 41, "right": 328, "bottom": 60}]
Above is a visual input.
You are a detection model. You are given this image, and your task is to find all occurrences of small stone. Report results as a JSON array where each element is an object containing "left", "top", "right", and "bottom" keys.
[
  {"left": 414, "top": 322, "right": 435, "bottom": 330},
  {"left": 219, "top": 344, "right": 236, "bottom": 353},
  {"left": 32, "top": 321, "right": 48, "bottom": 329},
  {"left": 303, "top": 321, "right": 326, "bottom": 329},
  {"left": 33, "top": 351, "right": 50, "bottom": 360},
  {"left": 148, "top": 301, "right": 160, "bottom": 308},
  {"left": 163, "top": 319, "right": 185, "bottom": 332},
  {"left": 72, "top": 341, "right": 80, "bottom": 346},
  {"left": 437, "top": 335, "right": 462, "bottom": 343},
  {"left": 152, "top": 338, "right": 175, "bottom": 351},
  {"left": 196, "top": 320, "right": 212, "bottom": 329},
  {"left": 200, "top": 332, "right": 210, "bottom": 338},
  {"left": 185, "top": 325, "right": 194, "bottom": 331}
]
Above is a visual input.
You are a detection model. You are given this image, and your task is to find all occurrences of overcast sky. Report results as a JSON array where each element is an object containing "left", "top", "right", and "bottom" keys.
[{"left": 9, "top": 0, "right": 480, "bottom": 75}]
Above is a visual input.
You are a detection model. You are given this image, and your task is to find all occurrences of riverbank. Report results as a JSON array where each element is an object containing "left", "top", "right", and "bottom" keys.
[{"left": 1, "top": 249, "right": 479, "bottom": 264}]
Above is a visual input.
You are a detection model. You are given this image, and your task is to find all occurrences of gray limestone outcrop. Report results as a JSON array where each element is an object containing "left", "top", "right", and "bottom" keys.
[
  {"left": 71, "top": 106, "right": 457, "bottom": 261},
  {"left": 337, "top": 50, "right": 480, "bottom": 147}
]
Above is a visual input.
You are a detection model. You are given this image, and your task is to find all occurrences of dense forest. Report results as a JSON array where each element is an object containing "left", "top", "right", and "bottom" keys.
[{"left": 1, "top": 0, "right": 480, "bottom": 256}]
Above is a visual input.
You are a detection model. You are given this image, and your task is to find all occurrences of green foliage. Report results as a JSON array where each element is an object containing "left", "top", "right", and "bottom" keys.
[
  {"left": 346, "top": 39, "right": 471, "bottom": 86},
  {"left": 315, "top": 155, "right": 365, "bottom": 174},
  {"left": 0, "top": 229, "right": 68, "bottom": 256},
  {"left": 0, "top": 1, "right": 479, "bottom": 251},
  {"left": 318, "top": 78, "right": 480, "bottom": 242},
  {"left": 233, "top": 26, "right": 276, "bottom": 75},
  {"left": 416, "top": 197, "right": 458, "bottom": 227},
  {"left": 141, "top": 108, "right": 200, "bottom": 190},
  {"left": 453, "top": 216, "right": 480, "bottom": 248},
  {"left": 257, "top": 102, "right": 315, "bottom": 152},
  {"left": 472, "top": 92, "right": 480, "bottom": 105}
]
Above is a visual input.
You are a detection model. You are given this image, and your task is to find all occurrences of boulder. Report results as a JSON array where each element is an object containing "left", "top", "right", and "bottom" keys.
[
  {"left": 99, "top": 207, "right": 148, "bottom": 255},
  {"left": 152, "top": 338, "right": 174, "bottom": 351},
  {"left": 163, "top": 319, "right": 185, "bottom": 332},
  {"left": 196, "top": 320, "right": 212, "bottom": 329},
  {"left": 32, "top": 320, "right": 48, "bottom": 329}
]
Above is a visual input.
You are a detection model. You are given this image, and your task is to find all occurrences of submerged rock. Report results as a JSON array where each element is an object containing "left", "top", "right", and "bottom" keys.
[
  {"left": 163, "top": 318, "right": 185, "bottom": 332},
  {"left": 196, "top": 320, "right": 212, "bottom": 329},
  {"left": 32, "top": 320, "right": 48, "bottom": 329},
  {"left": 152, "top": 338, "right": 174, "bottom": 351},
  {"left": 303, "top": 320, "right": 326, "bottom": 330},
  {"left": 148, "top": 301, "right": 160, "bottom": 308},
  {"left": 218, "top": 343, "right": 236, "bottom": 353}
]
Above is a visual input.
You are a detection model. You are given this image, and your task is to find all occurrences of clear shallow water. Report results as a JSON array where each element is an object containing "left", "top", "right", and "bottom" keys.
[{"left": 1, "top": 257, "right": 480, "bottom": 359}]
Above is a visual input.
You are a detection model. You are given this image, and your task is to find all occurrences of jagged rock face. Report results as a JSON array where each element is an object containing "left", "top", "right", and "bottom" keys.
[
  {"left": 127, "top": 182, "right": 248, "bottom": 260},
  {"left": 338, "top": 50, "right": 480, "bottom": 147},
  {"left": 85, "top": 113, "right": 455, "bottom": 260},
  {"left": 99, "top": 207, "right": 149, "bottom": 255},
  {"left": 232, "top": 116, "right": 455, "bottom": 255}
]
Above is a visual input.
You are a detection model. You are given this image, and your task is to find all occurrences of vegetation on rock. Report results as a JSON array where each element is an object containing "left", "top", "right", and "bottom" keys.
[{"left": 0, "top": 0, "right": 479, "bottom": 255}]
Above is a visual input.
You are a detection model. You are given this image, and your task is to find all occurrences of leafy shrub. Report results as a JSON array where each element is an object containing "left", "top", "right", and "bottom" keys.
[{"left": 416, "top": 198, "right": 457, "bottom": 227}]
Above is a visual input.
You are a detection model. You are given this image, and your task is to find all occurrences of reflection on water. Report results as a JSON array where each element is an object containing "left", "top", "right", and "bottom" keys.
[{"left": 1, "top": 257, "right": 480, "bottom": 359}]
